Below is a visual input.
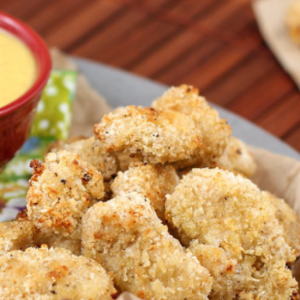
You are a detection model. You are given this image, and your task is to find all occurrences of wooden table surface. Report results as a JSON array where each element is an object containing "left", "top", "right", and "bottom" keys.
[{"left": 1, "top": 0, "right": 300, "bottom": 153}]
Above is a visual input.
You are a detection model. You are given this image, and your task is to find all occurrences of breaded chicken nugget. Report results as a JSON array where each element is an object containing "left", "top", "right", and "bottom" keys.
[
  {"left": 152, "top": 85, "right": 231, "bottom": 167},
  {"left": 176, "top": 137, "right": 256, "bottom": 179},
  {"left": 82, "top": 193, "right": 212, "bottom": 300},
  {"left": 0, "top": 246, "right": 116, "bottom": 300},
  {"left": 94, "top": 105, "right": 203, "bottom": 166},
  {"left": 166, "top": 168, "right": 298, "bottom": 300},
  {"left": 267, "top": 192, "right": 300, "bottom": 257},
  {"left": 190, "top": 241, "right": 298, "bottom": 300},
  {"left": 51, "top": 136, "right": 118, "bottom": 180},
  {"left": 111, "top": 162, "right": 179, "bottom": 220},
  {"left": 0, "top": 218, "right": 34, "bottom": 256},
  {"left": 26, "top": 150, "right": 105, "bottom": 253},
  {"left": 216, "top": 136, "right": 256, "bottom": 177}
]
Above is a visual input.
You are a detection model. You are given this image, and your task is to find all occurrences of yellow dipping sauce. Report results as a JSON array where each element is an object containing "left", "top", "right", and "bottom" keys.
[{"left": 0, "top": 29, "right": 36, "bottom": 108}]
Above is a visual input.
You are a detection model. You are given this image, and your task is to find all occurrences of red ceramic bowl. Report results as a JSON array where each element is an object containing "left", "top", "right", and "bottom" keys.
[{"left": 0, "top": 11, "right": 51, "bottom": 169}]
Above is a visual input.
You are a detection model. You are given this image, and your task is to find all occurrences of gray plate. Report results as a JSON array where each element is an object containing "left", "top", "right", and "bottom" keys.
[{"left": 73, "top": 57, "right": 300, "bottom": 160}]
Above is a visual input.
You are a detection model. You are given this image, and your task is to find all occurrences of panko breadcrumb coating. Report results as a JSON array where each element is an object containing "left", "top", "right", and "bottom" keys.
[
  {"left": 94, "top": 105, "right": 203, "bottom": 166},
  {"left": 176, "top": 137, "right": 256, "bottom": 179},
  {"left": 0, "top": 247, "right": 116, "bottom": 300},
  {"left": 82, "top": 193, "right": 213, "bottom": 300},
  {"left": 166, "top": 168, "right": 298, "bottom": 300},
  {"left": 152, "top": 85, "right": 231, "bottom": 168},
  {"left": 111, "top": 162, "right": 179, "bottom": 220},
  {"left": 216, "top": 136, "right": 256, "bottom": 177},
  {"left": 26, "top": 150, "right": 105, "bottom": 254},
  {"left": 268, "top": 192, "right": 300, "bottom": 257},
  {"left": 190, "top": 241, "right": 298, "bottom": 300},
  {"left": 286, "top": 0, "right": 300, "bottom": 45},
  {"left": 0, "top": 218, "right": 34, "bottom": 256},
  {"left": 51, "top": 136, "right": 118, "bottom": 180}
]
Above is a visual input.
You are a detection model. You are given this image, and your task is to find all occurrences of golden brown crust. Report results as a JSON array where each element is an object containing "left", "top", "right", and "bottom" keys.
[
  {"left": 50, "top": 136, "right": 118, "bottom": 180},
  {"left": 0, "top": 247, "right": 117, "bottom": 300},
  {"left": 2, "top": 83, "right": 299, "bottom": 298},
  {"left": 94, "top": 105, "right": 203, "bottom": 166},
  {"left": 26, "top": 151, "right": 105, "bottom": 254},
  {"left": 176, "top": 137, "right": 256, "bottom": 179},
  {"left": 82, "top": 193, "right": 212, "bottom": 300},
  {"left": 267, "top": 192, "right": 300, "bottom": 257},
  {"left": 152, "top": 85, "right": 231, "bottom": 168},
  {"left": 27, "top": 150, "right": 104, "bottom": 234},
  {"left": 0, "top": 218, "right": 35, "bottom": 256},
  {"left": 166, "top": 168, "right": 298, "bottom": 300},
  {"left": 111, "top": 161, "right": 179, "bottom": 220},
  {"left": 0, "top": 211, "right": 83, "bottom": 256}
]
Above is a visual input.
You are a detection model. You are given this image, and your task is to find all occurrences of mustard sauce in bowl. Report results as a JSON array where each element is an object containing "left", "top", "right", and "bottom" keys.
[{"left": 0, "top": 29, "right": 36, "bottom": 108}]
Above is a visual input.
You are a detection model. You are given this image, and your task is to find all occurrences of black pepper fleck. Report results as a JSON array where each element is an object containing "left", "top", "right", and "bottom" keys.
[{"left": 83, "top": 173, "right": 91, "bottom": 182}]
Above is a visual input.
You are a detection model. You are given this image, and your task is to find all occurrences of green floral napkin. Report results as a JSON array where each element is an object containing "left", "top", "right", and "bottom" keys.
[{"left": 0, "top": 70, "right": 77, "bottom": 221}]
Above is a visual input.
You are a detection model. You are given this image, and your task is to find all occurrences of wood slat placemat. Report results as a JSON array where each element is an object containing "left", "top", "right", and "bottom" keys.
[{"left": 1, "top": 0, "right": 300, "bottom": 152}]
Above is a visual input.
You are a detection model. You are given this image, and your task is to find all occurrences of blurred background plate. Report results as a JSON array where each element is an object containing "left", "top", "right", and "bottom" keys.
[{"left": 74, "top": 57, "right": 300, "bottom": 160}]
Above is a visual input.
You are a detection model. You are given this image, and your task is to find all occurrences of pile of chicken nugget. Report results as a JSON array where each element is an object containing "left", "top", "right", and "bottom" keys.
[{"left": 1, "top": 85, "right": 300, "bottom": 300}]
